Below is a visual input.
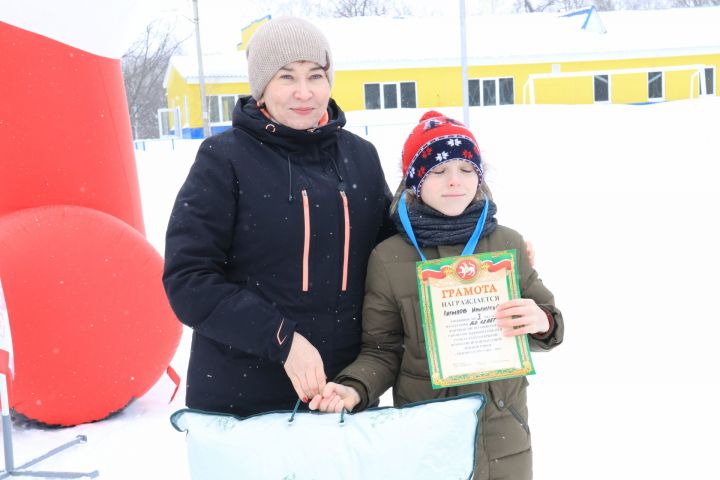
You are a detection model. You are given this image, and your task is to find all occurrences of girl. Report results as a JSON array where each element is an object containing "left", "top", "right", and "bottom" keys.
[{"left": 310, "top": 111, "right": 564, "bottom": 480}]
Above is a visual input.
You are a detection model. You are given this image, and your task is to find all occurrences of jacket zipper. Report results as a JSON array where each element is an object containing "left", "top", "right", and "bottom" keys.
[
  {"left": 300, "top": 190, "right": 350, "bottom": 293},
  {"left": 508, "top": 405, "right": 530, "bottom": 435},
  {"left": 339, "top": 191, "right": 350, "bottom": 292},
  {"left": 301, "top": 189, "right": 310, "bottom": 292}
]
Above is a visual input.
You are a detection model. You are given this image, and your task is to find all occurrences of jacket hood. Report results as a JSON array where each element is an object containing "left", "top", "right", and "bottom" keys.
[{"left": 232, "top": 96, "right": 347, "bottom": 150}]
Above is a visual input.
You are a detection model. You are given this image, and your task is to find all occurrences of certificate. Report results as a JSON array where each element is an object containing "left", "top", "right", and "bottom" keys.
[{"left": 416, "top": 249, "right": 535, "bottom": 389}]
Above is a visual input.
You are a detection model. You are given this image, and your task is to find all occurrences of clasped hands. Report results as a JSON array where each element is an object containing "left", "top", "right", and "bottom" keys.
[
  {"left": 282, "top": 331, "right": 326, "bottom": 403},
  {"left": 283, "top": 331, "right": 360, "bottom": 412},
  {"left": 287, "top": 298, "right": 547, "bottom": 413}
]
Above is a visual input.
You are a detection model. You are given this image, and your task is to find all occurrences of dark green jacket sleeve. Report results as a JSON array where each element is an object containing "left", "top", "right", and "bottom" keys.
[
  {"left": 334, "top": 249, "right": 402, "bottom": 410},
  {"left": 513, "top": 231, "right": 564, "bottom": 351}
]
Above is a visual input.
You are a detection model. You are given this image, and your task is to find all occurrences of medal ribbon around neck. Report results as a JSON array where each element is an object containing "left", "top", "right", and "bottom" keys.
[{"left": 397, "top": 190, "right": 489, "bottom": 261}]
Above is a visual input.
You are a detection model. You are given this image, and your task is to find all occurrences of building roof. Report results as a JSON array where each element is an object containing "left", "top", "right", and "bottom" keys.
[
  {"left": 166, "top": 7, "right": 720, "bottom": 84},
  {"left": 165, "top": 53, "right": 248, "bottom": 86}
]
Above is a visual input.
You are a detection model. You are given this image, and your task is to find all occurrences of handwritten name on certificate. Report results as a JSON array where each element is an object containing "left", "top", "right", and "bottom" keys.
[{"left": 416, "top": 250, "right": 535, "bottom": 389}]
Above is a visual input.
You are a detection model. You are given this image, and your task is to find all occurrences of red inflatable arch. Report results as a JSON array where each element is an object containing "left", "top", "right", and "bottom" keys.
[
  {"left": 0, "top": 206, "right": 180, "bottom": 426},
  {"left": 0, "top": 18, "right": 144, "bottom": 231},
  {"left": 0, "top": 2, "right": 182, "bottom": 426}
]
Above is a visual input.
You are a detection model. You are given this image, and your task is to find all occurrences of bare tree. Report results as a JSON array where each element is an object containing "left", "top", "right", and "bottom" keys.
[
  {"left": 299, "top": 0, "right": 410, "bottom": 17},
  {"left": 514, "top": 0, "right": 563, "bottom": 12},
  {"left": 512, "top": 0, "right": 620, "bottom": 12},
  {"left": 671, "top": 0, "right": 720, "bottom": 5},
  {"left": 593, "top": 0, "right": 621, "bottom": 10},
  {"left": 620, "top": 0, "right": 666, "bottom": 8},
  {"left": 267, "top": 0, "right": 325, "bottom": 17},
  {"left": 513, "top": 0, "right": 718, "bottom": 11},
  {"left": 331, "top": 0, "right": 388, "bottom": 16},
  {"left": 122, "top": 20, "right": 186, "bottom": 140}
]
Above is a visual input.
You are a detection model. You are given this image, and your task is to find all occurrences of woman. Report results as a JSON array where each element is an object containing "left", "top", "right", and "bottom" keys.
[
  {"left": 162, "top": 17, "right": 394, "bottom": 416},
  {"left": 310, "top": 111, "right": 564, "bottom": 479}
]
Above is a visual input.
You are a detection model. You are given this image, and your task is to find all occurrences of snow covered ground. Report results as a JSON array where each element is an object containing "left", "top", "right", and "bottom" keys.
[{"left": 4, "top": 97, "right": 720, "bottom": 479}]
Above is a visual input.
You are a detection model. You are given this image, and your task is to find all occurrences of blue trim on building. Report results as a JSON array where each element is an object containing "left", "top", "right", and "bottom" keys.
[
  {"left": 180, "top": 126, "right": 232, "bottom": 139},
  {"left": 182, "top": 127, "right": 205, "bottom": 139},
  {"left": 246, "top": 14, "right": 271, "bottom": 27},
  {"left": 211, "top": 125, "right": 232, "bottom": 135}
]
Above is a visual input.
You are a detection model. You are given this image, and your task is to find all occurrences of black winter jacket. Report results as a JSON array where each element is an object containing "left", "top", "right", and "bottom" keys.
[{"left": 163, "top": 97, "right": 393, "bottom": 416}]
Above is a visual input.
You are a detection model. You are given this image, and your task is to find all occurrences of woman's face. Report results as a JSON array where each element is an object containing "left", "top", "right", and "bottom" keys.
[
  {"left": 260, "top": 61, "right": 331, "bottom": 130},
  {"left": 419, "top": 160, "right": 479, "bottom": 216}
]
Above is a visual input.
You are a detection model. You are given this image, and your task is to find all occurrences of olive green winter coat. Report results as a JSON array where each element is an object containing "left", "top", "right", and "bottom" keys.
[{"left": 335, "top": 225, "right": 563, "bottom": 480}]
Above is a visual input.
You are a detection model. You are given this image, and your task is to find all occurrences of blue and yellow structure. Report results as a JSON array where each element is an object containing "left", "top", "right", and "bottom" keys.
[{"left": 163, "top": 8, "right": 719, "bottom": 138}]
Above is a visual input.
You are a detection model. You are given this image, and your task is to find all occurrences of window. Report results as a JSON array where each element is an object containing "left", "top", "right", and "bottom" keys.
[
  {"left": 364, "top": 82, "right": 417, "bottom": 109},
  {"left": 383, "top": 84, "right": 398, "bottom": 109},
  {"left": 648, "top": 71, "right": 663, "bottom": 100},
  {"left": 208, "top": 95, "right": 240, "bottom": 123},
  {"left": 482, "top": 80, "right": 496, "bottom": 106},
  {"left": 364, "top": 84, "right": 381, "bottom": 109},
  {"left": 704, "top": 67, "right": 715, "bottom": 95},
  {"left": 400, "top": 82, "right": 416, "bottom": 108},
  {"left": 594, "top": 75, "right": 609, "bottom": 103},
  {"left": 468, "top": 78, "right": 514, "bottom": 106},
  {"left": 469, "top": 80, "right": 480, "bottom": 106},
  {"left": 498, "top": 78, "right": 514, "bottom": 105}
]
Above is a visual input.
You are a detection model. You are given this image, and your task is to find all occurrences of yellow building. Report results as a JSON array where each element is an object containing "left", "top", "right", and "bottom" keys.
[{"left": 163, "top": 8, "right": 719, "bottom": 138}]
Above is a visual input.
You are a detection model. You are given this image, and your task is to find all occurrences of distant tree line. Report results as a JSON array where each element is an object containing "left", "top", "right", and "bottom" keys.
[
  {"left": 280, "top": 0, "right": 720, "bottom": 15},
  {"left": 514, "top": 0, "right": 719, "bottom": 12}
]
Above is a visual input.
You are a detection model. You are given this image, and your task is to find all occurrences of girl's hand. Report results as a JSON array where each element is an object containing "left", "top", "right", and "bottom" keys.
[
  {"left": 495, "top": 299, "right": 549, "bottom": 337},
  {"left": 308, "top": 382, "right": 360, "bottom": 413}
]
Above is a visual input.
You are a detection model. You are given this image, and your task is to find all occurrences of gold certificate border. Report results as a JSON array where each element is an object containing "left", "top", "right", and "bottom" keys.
[{"left": 417, "top": 250, "right": 536, "bottom": 389}]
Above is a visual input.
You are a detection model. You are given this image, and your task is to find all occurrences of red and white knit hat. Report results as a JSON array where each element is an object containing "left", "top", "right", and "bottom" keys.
[{"left": 402, "top": 111, "right": 483, "bottom": 196}]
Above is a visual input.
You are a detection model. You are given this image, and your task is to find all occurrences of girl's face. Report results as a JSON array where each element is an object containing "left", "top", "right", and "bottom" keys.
[
  {"left": 260, "top": 61, "right": 331, "bottom": 130},
  {"left": 419, "top": 160, "right": 479, "bottom": 216}
]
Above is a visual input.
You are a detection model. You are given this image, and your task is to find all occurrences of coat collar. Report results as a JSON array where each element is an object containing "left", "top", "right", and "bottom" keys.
[{"left": 232, "top": 96, "right": 346, "bottom": 151}]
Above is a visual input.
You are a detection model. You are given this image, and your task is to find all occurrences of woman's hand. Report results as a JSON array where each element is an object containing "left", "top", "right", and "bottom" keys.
[
  {"left": 525, "top": 240, "right": 535, "bottom": 268},
  {"left": 308, "top": 382, "right": 360, "bottom": 413},
  {"left": 495, "top": 298, "right": 549, "bottom": 337},
  {"left": 283, "top": 332, "right": 326, "bottom": 402}
]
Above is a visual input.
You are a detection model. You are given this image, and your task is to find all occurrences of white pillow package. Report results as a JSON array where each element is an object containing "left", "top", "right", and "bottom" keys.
[{"left": 171, "top": 393, "right": 485, "bottom": 480}]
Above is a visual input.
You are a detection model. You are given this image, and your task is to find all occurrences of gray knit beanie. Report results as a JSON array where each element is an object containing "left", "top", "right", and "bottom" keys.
[{"left": 246, "top": 17, "right": 334, "bottom": 101}]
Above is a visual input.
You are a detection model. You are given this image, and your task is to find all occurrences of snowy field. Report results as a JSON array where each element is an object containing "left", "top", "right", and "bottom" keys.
[{"left": 4, "top": 98, "right": 720, "bottom": 479}]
